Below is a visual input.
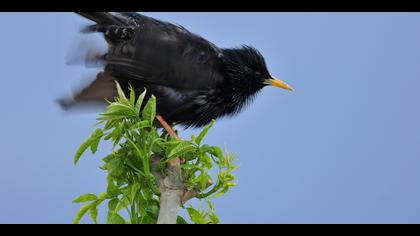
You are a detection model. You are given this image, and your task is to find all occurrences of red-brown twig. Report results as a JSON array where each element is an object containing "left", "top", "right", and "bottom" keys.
[{"left": 155, "top": 115, "right": 181, "bottom": 140}]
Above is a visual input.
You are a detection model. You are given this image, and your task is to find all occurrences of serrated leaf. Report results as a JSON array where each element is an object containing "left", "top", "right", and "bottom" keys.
[
  {"left": 212, "top": 146, "right": 224, "bottom": 159},
  {"left": 103, "top": 122, "right": 124, "bottom": 146},
  {"left": 126, "top": 159, "right": 145, "bottom": 176},
  {"left": 99, "top": 105, "right": 137, "bottom": 120},
  {"left": 142, "top": 95, "right": 156, "bottom": 124},
  {"left": 195, "top": 120, "right": 214, "bottom": 145},
  {"left": 74, "top": 128, "right": 104, "bottom": 165},
  {"left": 135, "top": 89, "right": 147, "bottom": 114},
  {"left": 103, "top": 119, "right": 116, "bottom": 131},
  {"left": 130, "top": 120, "right": 150, "bottom": 131},
  {"left": 151, "top": 142, "right": 164, "bottom": 154},
  {"left": 199, "top": 144, "right": 214, "bottom": 155},
  {"left": 102, "top": 153, "right": 115, "bottom": 164},
  {"left": 97, "top": 192, "right": 108, "bottom": 200},
  {"left": 177, "top": 216, "right": 189, "bottom": 224},
  {"left": 186, "top": 207, "right": 206, "bottom": 224},
  {"left": 72, "top": 193, "right": 98, "bottom": 203},
  {"left": 209, "top": 215, "right": 219, "bottom": 224},
  {"left": 89, "top": 206, "right": 98, "bottom": 224},
  {"left": 116, "top": 196, "right": 130, "bottom": 212},
  {"left": 211, "top": 188, "right": 228, "bottom": 199},
  {"left": 124, "top": 183, "right": 140, "bottom": 204},
  {"left": 146, "top": 204, "right": 159, "bottom": 218},
  {"left": 73, "top": 203, "right": 92, "bottom": 224},
  {"left": 108, "top": 198, "right": 119, "bottom": 212},
  {"left": 129, "top": 85, "right": 136, "bottom": 106},
  {"left": 115, "top": 81, "right": 127, "bottom": 101},
  {"left": 108, "top": 158, "right": 124, "bottom": 177},
  {"left": 107, "top": 177, "right": 121, "bottom": 197},
  {"left": 90, "top": 136, "right": 101, "bottom": 154},
  {"left": 198, "top": 173, "right": 211, "bottom": 191},
  {"left": 200, "top": 153, "right": 213, "bottom": 169},
  {"left": 107, "top": 213, "right": 126, "bottom": 224},
  {"left": 167, "top": 142, "right": 196, "bottom": 159}
]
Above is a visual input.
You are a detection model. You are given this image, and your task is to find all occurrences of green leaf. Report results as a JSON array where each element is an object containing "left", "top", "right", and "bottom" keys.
[
  {"left": 89, "top": 206, "right": 99, "bottom": 224},
  {"left": 108, "top": 158, "right": 124, "bottom": 177},
  {"left": 126, "top": 183, "right": 141, "bottom": 203},
  {"left": 198, "top": 173, "right": 212, "bottom": 191},
  {"left": 107, "top": 177, "right": 121, "bottom": 197},
  {"left": 195, "top": 120, "right": 215, "bottom": 145},
  {"left": 140, "top": 215, "right": 155, "bottom": 224},
  {"left": 135, "top": 89, "right": 147, "bottom": 114},
  {"left": 126, "top": 159, "right": 145, "bottom": 176},
  {"left": 90, "top": 136, "right": 101, "bottom": 154},
  {"left": 74, "top": 128, "right": 104, "bottom": 165},
  {"left": 102, "top": 153, "right": 115, "bottom": 163},
  {"left": 129, "top": 120, "right": 150, "bottom": 131},
  {"left": 99, "top": 104, "right": 137, "bottom": 120},
  {"left": 146, "top": 204, "right": 159, "bottom": 219},
  {"left": 108, "top": 198, "right": 119, "bottom": 212},
  {"left": 73, "top": 203, "right": 92, "bottom": 224},
  {"left": 129, "top": 85, "right": 136, "bottom": 106},
  {"left": 206, "top": 201, "right": 219, "bottom": 224},
  {"left": 186, "top": 207, "right": 206, "bottom": 224},
  {"left": 116, "top": 196, "right": 130, "bottom": 212},
  {"left": 115, "top": 81, "right": 127, "bottom": 101},
  {"left": 177, "top": 216, "right": 189, "bottom": 224},
  {"left": 101, "top": 119, "right": 115, "bottom": 131},
  {"left": 200, "top": 153, "right": 213, "bottom": 169},
  {"left": 211, "top": 188, "right": 228, "bottom": 199},
  {"left": 199, "top": 144, "right": 212, "bottom": 151},
  {"left": 97, "top": 192, "right": 108, "bottom": 200},
  {"left": 167, "top": 142, "right": 196, "bottom": 159},
  {"left": 72, "top": 193, "right": 97, "bottom": 203},
  {"left": 151, "top": 142, "right": 164, "bottom": 154},
  {"left": 107, "top": 213, "right": 126, "bottom": 224},
  {"left": 142, "top": 95, "right": 156, "bottom": 124},
  {"left": 212, "top": 146, "right": 224, "bottom": 159}
]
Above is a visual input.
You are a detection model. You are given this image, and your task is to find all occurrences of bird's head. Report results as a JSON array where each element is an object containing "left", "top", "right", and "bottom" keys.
[{"left": 221, "top": 46, "right": 293, "bottom": 95}]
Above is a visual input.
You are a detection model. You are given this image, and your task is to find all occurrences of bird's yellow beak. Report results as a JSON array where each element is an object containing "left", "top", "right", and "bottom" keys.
[{"left": 265, "top": 76, "right": 294, "bottom": 91}]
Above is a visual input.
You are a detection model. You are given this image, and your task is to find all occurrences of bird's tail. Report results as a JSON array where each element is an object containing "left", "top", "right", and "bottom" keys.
[
  {"left": 56, "top": 70, "right": 118, "bottom": 110},
  {"left": 57, "top": 12, "right": 135, "bottom": 111}
]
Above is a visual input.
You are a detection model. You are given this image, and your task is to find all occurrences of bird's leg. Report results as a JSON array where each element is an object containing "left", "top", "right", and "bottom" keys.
[{"left": 155, "top": 115, "right": 181, "bottom": 140}]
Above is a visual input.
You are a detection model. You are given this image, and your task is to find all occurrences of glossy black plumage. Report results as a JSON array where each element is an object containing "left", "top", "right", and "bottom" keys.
[{"left": 60, "top": 12, "right": 291, "bottom": 128}]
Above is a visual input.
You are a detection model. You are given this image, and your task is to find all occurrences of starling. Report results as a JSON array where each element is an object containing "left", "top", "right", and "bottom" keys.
[{"left": 59, "top": 12, "right": 293, "bottom": 128}]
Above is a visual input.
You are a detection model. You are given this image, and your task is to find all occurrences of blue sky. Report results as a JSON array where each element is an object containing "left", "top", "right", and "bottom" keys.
[{"left": 1, "top": 12, "right": 420, "bottom": 223}]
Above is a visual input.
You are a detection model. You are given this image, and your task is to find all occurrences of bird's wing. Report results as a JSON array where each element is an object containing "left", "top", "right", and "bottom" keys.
[{"left": 81, "top": 12, "right": 225, "bottom": 90}]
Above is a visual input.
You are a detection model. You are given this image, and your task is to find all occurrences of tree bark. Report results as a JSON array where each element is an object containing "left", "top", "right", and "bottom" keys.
[
  {"left": 157, "top": 189, "right": 183, "bottom": 224},
  {"left": 152, "top": 156, "right": 184, "bottom": 224}
]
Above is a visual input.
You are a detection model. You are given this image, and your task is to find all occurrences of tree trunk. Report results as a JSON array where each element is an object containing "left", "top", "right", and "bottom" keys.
[
  {"left": 152, "top": 156, "right": 183, "bottom": 224},
  {"left": 157, "top": 189, "right": 183, "bottom": 224}
]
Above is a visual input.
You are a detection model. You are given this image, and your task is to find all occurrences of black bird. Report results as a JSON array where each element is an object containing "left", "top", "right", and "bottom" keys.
[{"left": 59, "top": 12, "right": 293, "bottom": 128}]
